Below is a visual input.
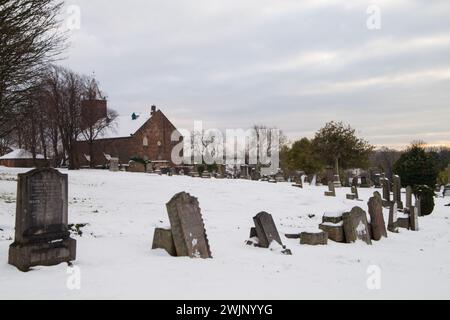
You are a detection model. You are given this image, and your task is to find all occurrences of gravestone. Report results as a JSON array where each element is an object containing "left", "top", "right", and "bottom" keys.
[
  {"left": 410, "top": 204, "right": 419, "bottom": 231},
  {"left": 381, "top": 178, "right": 391, "bottom": 207},
  {"left": 166, "top": 192, "right": 212, "bottom": 258},
  {"left": 292, "top": 176, "right": 303, "bottom": 188},
  {"left": 250, "top": 212, "right": 291, "bottom": 254},
  {"left": 325, "top": 181, "right": 336, "bottom": 197},
  {"left": 360, "top": 175, "right": 372, "bottom": 188},
  {"left": 346, "top": 186, "right": 359, "bottom": 200},
  {"left": 109, "top": 158, "right": 119, "bottom": 172},
  {"left": 352, "top": 177, "right": 359, "bottom": 188},
  {"left": 393, "top": 175, "right": 403, "bottom": 209},
  {"left": 388, "top": 202, "right": 399, "bottom": 233},
  {"left": 333, "top": 175, "right": 342, "bottom": 188},
  {"left": 405, "top": 186, "right": 413, "bottom": 211},
  {"left": 152, "top": 228, "right": 176, "bottom": 256},
  {"left": 367, "top": 192, "right": 387, "bottom": 240},
  {"left": 319, "top": 212, "right": 345, "bottom": 242},
  {"left": 300, "top": 231, "right": 328, "bottom": 245},
  {"left": 8, "top": 168, "right": 76, "bottom": 272},
  {"left": 253, "top": 212, "right": 283, "bottom": 248},
  {"left": 342, "top": 207, "right": 372, "bottom": 245}
]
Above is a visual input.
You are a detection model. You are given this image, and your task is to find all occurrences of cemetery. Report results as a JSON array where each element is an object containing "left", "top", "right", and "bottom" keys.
[{"left": 0, "top": 166, "right": 449, "bottom": 299}]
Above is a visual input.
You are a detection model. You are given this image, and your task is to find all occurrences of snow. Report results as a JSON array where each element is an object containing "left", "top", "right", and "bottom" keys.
[
  {"left": 0, "top": 149, "right": 44, "bottom": 160},
  {"left": 101, "top": 113, "right": 150, "bottom": 139},
  {"left": 0, "top": 166, "right": 449, "bottom": 299}
]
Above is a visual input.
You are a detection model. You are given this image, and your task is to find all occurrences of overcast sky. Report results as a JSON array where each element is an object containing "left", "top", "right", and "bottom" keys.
[{"left": 62, "top": 0, "right": 450, "bottom": 149}]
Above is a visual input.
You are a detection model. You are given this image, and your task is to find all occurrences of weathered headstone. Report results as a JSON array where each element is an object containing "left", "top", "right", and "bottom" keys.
[
  {"left": 250, "top": 212, "right": 291, "bottom": 254},
  {"left": 367, "top": 192, "right": 387, "bottom": 240},
  {"left": 346, "top": 186, "right": 359, "bottom": 200},
  {"left": 393, "top": 175, "right": 403, "bottom": 209},
  {"left": 300, "top": 231, "right": 328, "bottom": 245},
  {"left": 405, "top": 186, "right": 413, "bottom": 211},
  {"left": 8, "top": 168, "right": 76, "bottom": 272},
  {"left": 360, "top": 175, "right": 372, "bottom": 188},
  {"left": 381, "top": 178, "right": 391, "bottom": 207},
  {"left": 152, "top": 228, "right": 176, "bottom": 256},
  {"left": 319, "top": 211, "right": 345, "bottom": 242},
  {"left": 109, "top": 157, "right": 119, "bottom": 172},
  {"left": 166, "top": 192, "right": 212, "bottom": 258},
  {"left": 342, "top": 207, "right": 372, "bottom": 245},
  {"left": 325, "top": 181, "right": 336, "bottom": 197},
  {"left": 253, "top": 212, "right": 283, "bottom": 248},
  {"left": 388, "top": 202, "right": 399, "bottom": 233},
  {"left": 410, "top": 204, "right": 419, "bottom": 231}
]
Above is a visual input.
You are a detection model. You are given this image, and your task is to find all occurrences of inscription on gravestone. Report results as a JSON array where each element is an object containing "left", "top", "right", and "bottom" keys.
[{"left": 9, "top": 168, "right": 76, "bottom": 272}]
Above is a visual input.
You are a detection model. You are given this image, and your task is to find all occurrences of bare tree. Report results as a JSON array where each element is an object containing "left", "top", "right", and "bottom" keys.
[{"left": 0, "top": 0, "right": 66, "bottom": 139}]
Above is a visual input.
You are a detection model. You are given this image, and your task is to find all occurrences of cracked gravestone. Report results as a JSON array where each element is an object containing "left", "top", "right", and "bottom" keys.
[{"left": 8, "top": 168, "right": 76, "bottom": 272}]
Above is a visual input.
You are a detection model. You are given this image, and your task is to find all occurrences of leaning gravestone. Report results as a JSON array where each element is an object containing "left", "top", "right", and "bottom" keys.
[
  {"left": 248, "top": 212, "right": 291, "bottom": 255},
  {"left": 393, "top": 175, "right": 403, "bottom": 209},
  {"left": 367, "top": 192, "right": 388, "bottom": 240},
  {"left": 9, "top": 168, "right": 76, "bottom": 272},
  {"left": 166, "top": 192, "right": 212, "bottom": 258},
  {"left": 342, "top": 207, "right": 372, "bottom": 245},
  {"left": 324, "top": 181, "right": 336, "bottom": 197}
]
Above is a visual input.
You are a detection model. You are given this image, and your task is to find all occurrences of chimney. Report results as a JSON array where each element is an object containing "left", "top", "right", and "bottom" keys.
[{"left": 151, "top": 105, "right": 157, "bottom": 116}]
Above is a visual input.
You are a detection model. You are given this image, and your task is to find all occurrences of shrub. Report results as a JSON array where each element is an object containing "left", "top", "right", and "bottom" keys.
[{"left": 414, "top": 185, "right": 435, "bottom": 216}]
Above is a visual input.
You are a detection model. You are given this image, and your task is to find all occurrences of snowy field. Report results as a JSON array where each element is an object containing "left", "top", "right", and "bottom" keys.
[{"left": 0, "top": 167, "right": 449, "bottom": 300}]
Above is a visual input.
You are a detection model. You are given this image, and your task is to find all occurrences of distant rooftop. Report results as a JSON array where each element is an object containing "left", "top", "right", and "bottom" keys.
[
  {"left": 0, "top": 149, "right": 45, "bottom": 160},
  {"left": 99, "top": 112, "right": 151, "bottom": 139}
]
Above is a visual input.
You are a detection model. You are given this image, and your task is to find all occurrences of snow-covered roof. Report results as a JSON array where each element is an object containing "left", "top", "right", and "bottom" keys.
[
  {"left": 99, "top": 113, "right": 151, "bottom": 139},
  {"left": 0, "top": 149, "right": 45, "bottom": 160}
]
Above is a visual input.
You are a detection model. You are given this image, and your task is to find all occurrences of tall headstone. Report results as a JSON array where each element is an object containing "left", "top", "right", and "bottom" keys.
[
  {"left": 367, "top": 192, "right": 388, "bottom": 240},
  {"left": 8, "top": 168, "right": 76, "bottom": 272},
  {"left": 393, "top": 175, "right": 403, "bottom": 209},
  {"left": 342, "top": 207, "right": 372, "bottom": 245},
  {"left": 388, "top": 202, "right": 399, "bottom": 233},
  {"left": 381, "top": 178, "right": 391, "bottom": 207},
  {"left": 405, "top": 186, "right": 413, "bottom": 211},
  {"left": 166, "top": 192, "right": 212, "bottom": 258},
  {"left": 410, "top": 204, "right": 419, "bottom": 231},
  {"left": 325, "top": 181, "right": 336, "bottom": 197}
]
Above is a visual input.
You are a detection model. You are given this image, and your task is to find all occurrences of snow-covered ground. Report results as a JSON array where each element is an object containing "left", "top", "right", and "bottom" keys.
[{"left": 0, "top": 167, "right": 449, "bottom": 300}]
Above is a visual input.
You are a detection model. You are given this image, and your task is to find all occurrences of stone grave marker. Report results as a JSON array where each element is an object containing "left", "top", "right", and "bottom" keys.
[
  {"left": 352, "top": 177, "right": 359, "bottom": 188},
  {"left": 381, "top": 178, "right": 391, "bottom": 207},
  {"left": 249, "top": 212, "right": 291, "bottom": 255},
  {"left": 109, "top": 157, "right": 119, "bottom": 172},
  {"left": 324, "top": 181, "right": 336, "bottom": 197},
  {"left": 342, "top": 207, "right": 372, "bottom": 245},
  {"left": 319, "top": 211, "right": 345, "bottom": 242},
  {"left": 410, "top": 200, "right": 419, "bottom": 231},
  {"left": 367, "top": 192, "right": 387, "bottom": 240},
  {"left": 8, "top": 168, "right": 76, "bottom": 272},
  {"left": 152, "top": 228, "right": 176, "bottom": 256},
  {"left": 393, "top": 175, "right": 403, "bottom": 209},
  {"left": 346, "top": 186, "right": 359, "bottom": 200},
  {"left": 388, "top": 202, "right": 399, "bottom": 233},
  {"left": 128, "top": 160, "right": 146, "bottom": 173},
  {"left": 405, "top": 186, "right": 413, "bottom": 211},
  {"left": 166, "top": 192, "right": 212, "bottom": 258},
  {"left": 300, "top": 231, "right": 328, "bottom": 245}
]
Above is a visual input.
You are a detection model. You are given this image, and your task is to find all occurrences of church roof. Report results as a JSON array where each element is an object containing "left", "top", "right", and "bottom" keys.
[{"left": 96, "top": 112, "right": 151, "bottom": 139}]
